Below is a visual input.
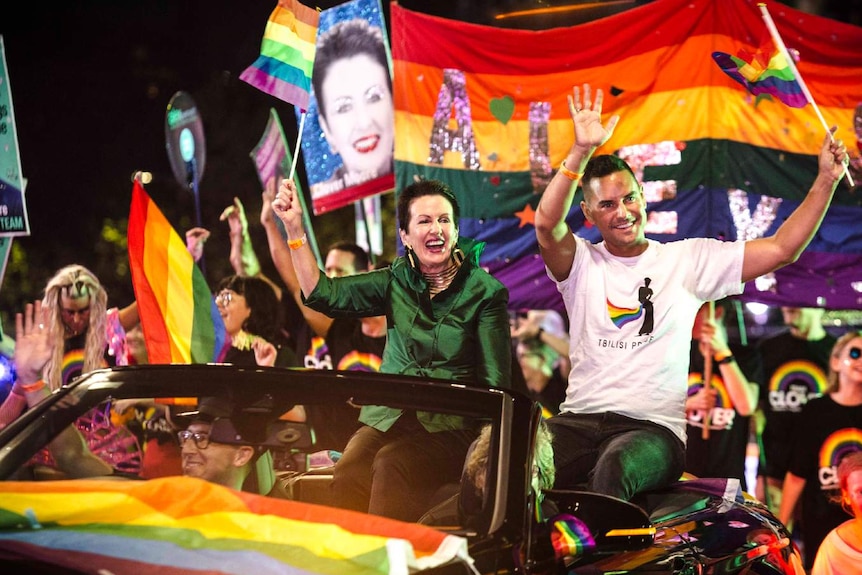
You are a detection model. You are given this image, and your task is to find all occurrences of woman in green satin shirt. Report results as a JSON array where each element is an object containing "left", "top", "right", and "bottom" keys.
[{"left": 272, "top": 178, "right": 511, "bottom": 521}]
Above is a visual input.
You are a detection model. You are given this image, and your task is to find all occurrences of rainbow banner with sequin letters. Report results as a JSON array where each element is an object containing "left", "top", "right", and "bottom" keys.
[
  {"left": 392, "top": 0, "right": 862, "bottom": 313},
  {"left": 128, "top": 182, "right": 227, "bottom": 364},
  {"left": 0, "top": 477, "right": 471, "bottom": 574}
]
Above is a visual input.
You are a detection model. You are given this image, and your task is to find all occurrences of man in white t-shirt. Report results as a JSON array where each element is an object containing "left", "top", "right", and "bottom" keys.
[{"left": 534, "top": 82, "right": 849, "bottom": 502}]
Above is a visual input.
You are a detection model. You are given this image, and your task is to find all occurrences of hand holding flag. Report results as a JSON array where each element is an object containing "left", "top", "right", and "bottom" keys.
[{"left": 757, "top": 2, "right": 854, "bottom": 186}]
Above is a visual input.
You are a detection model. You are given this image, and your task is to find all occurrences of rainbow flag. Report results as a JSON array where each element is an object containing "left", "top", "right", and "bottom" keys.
[
  {"left": 128, "top": 182, "right": 227, "bottom": 364},
  {"left": 713, "top": 47, "right": 807, "bottom": 108},
  {"left": 0, "top": 477, "right": 471, "bottom": 574},
  {"left": 392, "top": 0, "right": 862, "bottom": 313},
  {"left": 240, "top": 0, "right": 320, "bottom": 111}
]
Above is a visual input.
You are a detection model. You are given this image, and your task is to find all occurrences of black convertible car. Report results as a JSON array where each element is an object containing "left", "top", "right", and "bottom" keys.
[{"left": 0, "top": 365, "right": 804, "bottom": 574}]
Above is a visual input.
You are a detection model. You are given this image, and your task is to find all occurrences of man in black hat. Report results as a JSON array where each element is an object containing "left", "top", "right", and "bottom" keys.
[{"left": 178, "top": 397, "right": 268, "bottom": 491}]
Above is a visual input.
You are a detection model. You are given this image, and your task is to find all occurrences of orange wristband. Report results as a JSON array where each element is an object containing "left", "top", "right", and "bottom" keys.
[
  {"left": 19, "top": 379, "right": 46, "bottom": 393},
  {"left": 288, "top": 234, "right": 307, "bottom": 250},
  {"left": 559, "top": 161, "right": 582, "bottom": 181}
]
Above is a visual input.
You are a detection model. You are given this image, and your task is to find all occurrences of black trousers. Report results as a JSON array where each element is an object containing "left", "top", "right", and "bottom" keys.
[{"left": 331, "top": 413, "right": 476, "bottom": 522}]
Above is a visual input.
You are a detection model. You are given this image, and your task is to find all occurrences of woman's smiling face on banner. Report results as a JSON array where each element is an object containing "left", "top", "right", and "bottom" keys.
[{"left": 318, "top": 53, "right": 394, "bottom": 179}]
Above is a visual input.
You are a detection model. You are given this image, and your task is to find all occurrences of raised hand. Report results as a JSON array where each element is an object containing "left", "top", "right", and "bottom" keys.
[
  {"left": 252, "top": 338, "right": 277, "bottom": 367},
  {"left": 185, "top": 227, "right": 210, "bottom": 263},
  {"left": 14, "top": 300, "right": 53, "bottom": 386},
  {"left": 271, "top": 179, "right": 305, "bottom": 238},
  {"left": 260, "top": 176, "right": 277, "bottom": 228},
  {"left": 220, "top": 196, "right": 249, "bottom": 238},
  {"left": 819, "top": 126, "right": 850, "bottom": 183},
  {"left": 568, "top": 84, "right": 619, "bottom": 151}
]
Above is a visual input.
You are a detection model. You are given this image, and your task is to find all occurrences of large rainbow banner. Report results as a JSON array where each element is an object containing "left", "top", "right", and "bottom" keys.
[
  {"left": 128, "top": 182, "right": 227, "bottom": 364},
  {"left": 392, "top": 0, "right": 862, "bottom": 313},
  {"left": 0, "top": 477, "right": 471, "bottom": 574}
]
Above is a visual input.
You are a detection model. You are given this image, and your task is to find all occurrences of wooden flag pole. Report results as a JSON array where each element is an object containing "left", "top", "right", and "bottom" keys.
[
  {"left": 758, "top": 2, "right": 854, "bottom": 186},
  {"left": 701, "top": 301, "right": 715, "bottom": 440}
]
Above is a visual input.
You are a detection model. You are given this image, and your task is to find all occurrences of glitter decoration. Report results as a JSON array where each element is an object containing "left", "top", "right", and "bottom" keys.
[
  {"left": 106, "top": 307, "right": 128, "bottom": 367},
  {"left": 617, "top": 141, "right": 682, "bottom": 203},
  {"left": 427, "top": 69, "right": 481, "bottom": 170},
  {"left": 529, "top": 101, "right": 552, "bottom": 194},
  {"left": 727, "top": 189, "right": 783, "bottom": 240},
  {"left": 754, "top": 272, "right": 778, "bottom": 293},
  {"left": 645, "top": 211, "right": 678, "bottom": 235}
]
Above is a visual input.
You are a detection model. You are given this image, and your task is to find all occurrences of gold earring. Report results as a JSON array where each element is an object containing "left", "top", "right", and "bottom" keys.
[
  {"left": 406, "top": 247, "right": 419, "bottom": 270},
  {"left": 452, "top": 248, "right": 465, "bottom": 266}
]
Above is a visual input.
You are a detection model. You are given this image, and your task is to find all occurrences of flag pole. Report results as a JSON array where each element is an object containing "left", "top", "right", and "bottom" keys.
[
  {"left": 289, "top": 111, "right": 306, "bottom": 181},
  {"left": 758, "top": 3, "right": 854, "bottom": 186},
  {"left": 286, "top": 111, "right": 323, "bottom": 268},
  {"left": 701, "top": 301, "right": 715, "bottom": 440}
]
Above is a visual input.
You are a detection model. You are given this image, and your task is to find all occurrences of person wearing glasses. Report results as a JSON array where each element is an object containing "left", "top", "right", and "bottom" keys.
[
  {"left": 178, "top": 397, "right": 270, "bottom": 492},
  {"left": 214, "top": 274, "right": 292, "bottom": 367},
  {"left": 778, "top": 331, "right": 862, "bottom": 570}
]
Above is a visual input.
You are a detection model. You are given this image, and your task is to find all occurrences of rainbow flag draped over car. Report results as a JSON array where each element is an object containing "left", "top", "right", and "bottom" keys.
[
  {"left": 128, "top": 182, "right": 228, "bottom": 364},
  {"left": 0, "top": 477, "right": 472, "bottom": 574},
  {"left": 240, "top": 0, "right": 320, "bottom": 111},
  {"left": 391, "top": 0, "right": 862, "bottom": 313}
]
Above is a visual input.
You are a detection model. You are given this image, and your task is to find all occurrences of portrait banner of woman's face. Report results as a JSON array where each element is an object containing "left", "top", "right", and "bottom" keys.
[{"left": 298, "top": 0, "right": 394, "bottom": 216}]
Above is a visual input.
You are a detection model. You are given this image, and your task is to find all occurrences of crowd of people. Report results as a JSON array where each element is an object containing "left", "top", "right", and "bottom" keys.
[{"left": 0, "top": 80, "right": 858, "bottom": 571}]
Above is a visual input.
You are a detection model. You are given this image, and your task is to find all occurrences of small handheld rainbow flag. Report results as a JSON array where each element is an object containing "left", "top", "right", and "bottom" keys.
[
  {"left": 712, "top": 48, "right": 806, "bottom": 108},
  {"left": 128, "top": 181, "right": 227, "bottom": 364},
  {"left": 240, "top": 0, "right": 320, "bottom": 111}
]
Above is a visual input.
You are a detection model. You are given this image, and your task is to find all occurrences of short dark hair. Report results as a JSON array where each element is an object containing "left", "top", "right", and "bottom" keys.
[
  {"left": 581, "top": 154, "right": 639, "bottom": 194},
  {"left": 327, "top": 241, "right": 370, "bottom": 272},
  {"left": 312, "top": 18, "right": 390, "bottom": 121},
  {"left": 216, "top": 275, "right": 281, "bottom": 341},
  {"left": 396, "top": 179, "right": 460, "bottom": 233}
]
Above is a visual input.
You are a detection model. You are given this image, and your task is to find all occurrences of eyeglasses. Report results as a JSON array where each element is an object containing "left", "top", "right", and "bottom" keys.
[
  {"left": 849, "top": 347, "right": 861, "bottom": 360},
  {"left": 177, "top": 430, "right": 210, "bottom": 449},
  {"left": 215, "top": 291, "right": 234, "bottom": 307}
]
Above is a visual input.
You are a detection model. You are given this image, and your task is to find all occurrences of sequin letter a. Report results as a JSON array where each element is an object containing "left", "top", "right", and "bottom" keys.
[{"left": 428, "top": 69, "right": 481, "bottom": 170}]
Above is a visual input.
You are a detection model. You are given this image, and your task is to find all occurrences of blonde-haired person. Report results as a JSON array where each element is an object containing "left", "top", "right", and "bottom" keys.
[
  {"left": 812, "top": 451, "right": 862, "bottom": 575},
  {"left": 778, "top": 331, "right": 862, "bottom": 569},
  {"left": 41, "top": 264, "right": 139, "bottom": 390},
  {"left": 0, "top": 265, "right": 138, "bottom": 427}
]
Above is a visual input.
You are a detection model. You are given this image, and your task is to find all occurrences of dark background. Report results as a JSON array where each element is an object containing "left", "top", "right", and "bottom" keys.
[{"left": 0, "top": 0, "right": 859, "bottom": 333}]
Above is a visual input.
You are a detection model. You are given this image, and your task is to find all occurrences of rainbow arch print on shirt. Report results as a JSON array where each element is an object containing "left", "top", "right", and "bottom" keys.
[
  {"left": 61, "top": 349, "right": 108, "bottom": 386},
  {"left": 607, "top": 299, "right": 642, "bottom": 329},
  {"left": 769, "top": 359, "right": 829, "bottom": 394},
  {"left": 818, "top": 428, "right": 862, "bottom": 473},
  {"left": 336, "top": 351, "right": 382, "bottom": 372},
  {"left": 309, "top": 337, "right": 329, "bottom": 362}
]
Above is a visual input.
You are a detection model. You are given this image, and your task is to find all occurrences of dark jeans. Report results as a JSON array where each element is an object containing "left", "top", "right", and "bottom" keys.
[
  {"left": 547, "top": 411, "right": 685, "bottom": 501},
  {"left": 331, "top": 413, "right": 476, "bottom": 522}
]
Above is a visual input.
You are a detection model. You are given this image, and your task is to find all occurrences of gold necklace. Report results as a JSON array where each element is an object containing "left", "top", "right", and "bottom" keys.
[
  {"left": 423, "top": 260, "right": 460, "bottom": 296},
  {"left": 231, "top": 330, "right": 259, "bottom": 351}
]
